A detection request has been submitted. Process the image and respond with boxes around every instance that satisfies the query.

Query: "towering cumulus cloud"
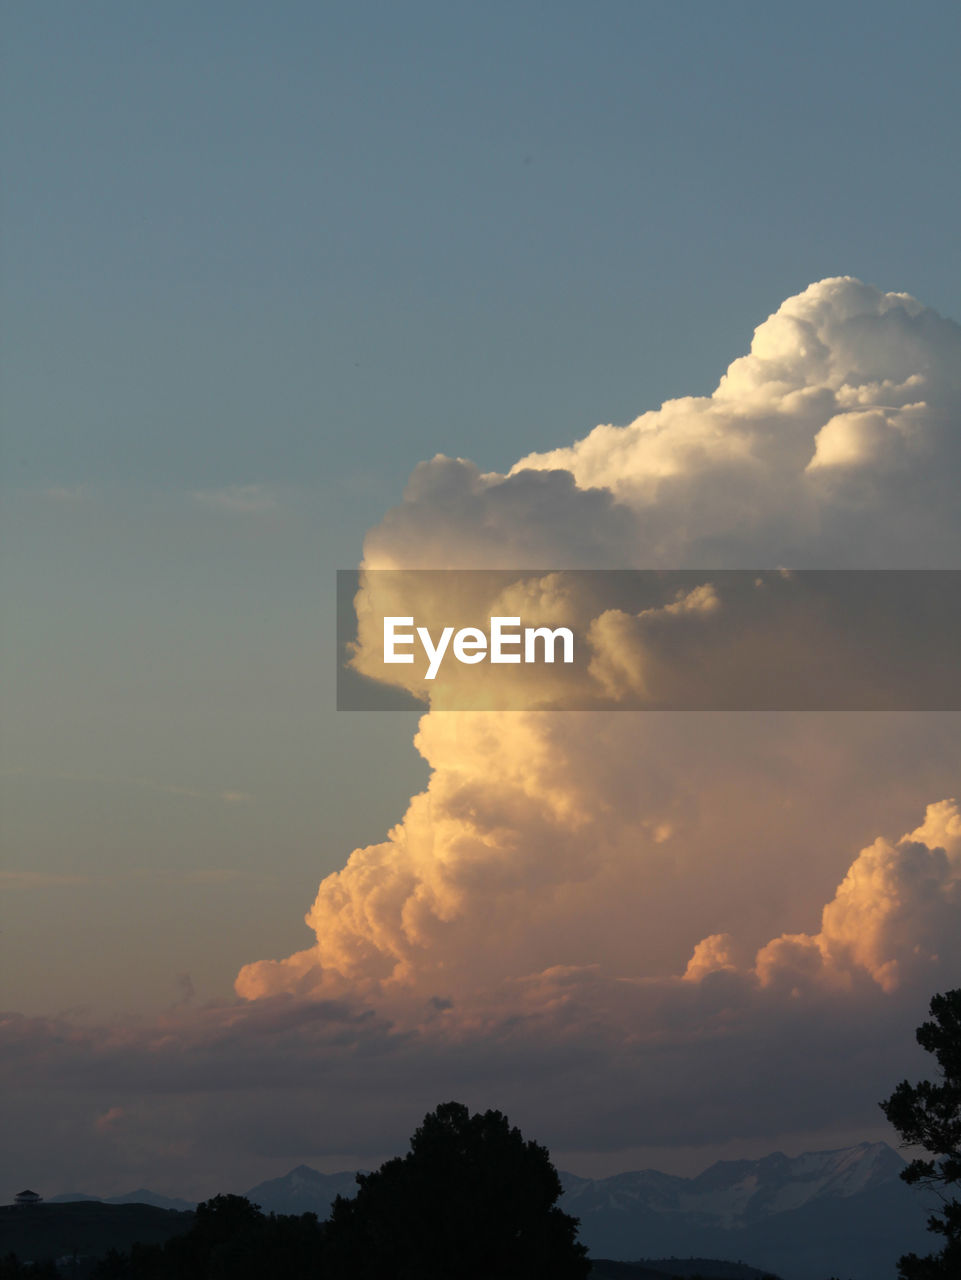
[238,280,960,1094]
[358,277,961,573]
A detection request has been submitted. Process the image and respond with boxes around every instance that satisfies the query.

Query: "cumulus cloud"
[243,278,960,1020]
[514,277,961,567]
[237,709,960,1010]
[586,583,719,702]
[361,278,961,571]
[8,279,957,1191]
[698,798,961,995]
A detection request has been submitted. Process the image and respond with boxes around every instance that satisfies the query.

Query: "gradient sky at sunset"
[2,2,960,1197]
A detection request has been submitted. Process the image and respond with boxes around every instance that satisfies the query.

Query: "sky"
[1,1,960,1198]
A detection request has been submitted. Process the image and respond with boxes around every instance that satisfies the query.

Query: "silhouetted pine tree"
[881,989,961,1279]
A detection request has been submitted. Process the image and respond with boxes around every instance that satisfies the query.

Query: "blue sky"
[2,0,960,1014]
[5,0,961,501]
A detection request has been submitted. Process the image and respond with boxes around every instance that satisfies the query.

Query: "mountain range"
[45,1140,938,1280]
[49,1188,195,1212]
[559,1141,935,1279]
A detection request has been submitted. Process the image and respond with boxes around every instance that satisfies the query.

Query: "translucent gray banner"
[337,570,961,711]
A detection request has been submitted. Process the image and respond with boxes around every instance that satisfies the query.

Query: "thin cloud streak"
[191,484,278,514]
[1,768,252,805]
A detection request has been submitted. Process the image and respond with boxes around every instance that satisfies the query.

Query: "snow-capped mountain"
[243,1164,362,1217]
[558,1142,934,1280]
[561,1141,904,1229]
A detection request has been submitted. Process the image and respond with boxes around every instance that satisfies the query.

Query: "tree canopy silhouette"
[324,1099,590,1279]
[90,1194,327,1279]
[881,988,961,1279]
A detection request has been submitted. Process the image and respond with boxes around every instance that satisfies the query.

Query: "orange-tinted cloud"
[241,281,960,1051]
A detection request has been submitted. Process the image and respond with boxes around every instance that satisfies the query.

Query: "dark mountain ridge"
[0,1201,191,1264]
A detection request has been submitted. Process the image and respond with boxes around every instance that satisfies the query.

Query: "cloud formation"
[241,279,960,1023]
[6,279,957,1192]
[704,798,961,994]
[360,279,960,572]
[3,800,957,1191]
[513,277,961,568]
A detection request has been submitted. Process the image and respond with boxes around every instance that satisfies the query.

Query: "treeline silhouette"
[89,1196,323,1280]
[0,1256,58,1279]
[87,1101,590,1279]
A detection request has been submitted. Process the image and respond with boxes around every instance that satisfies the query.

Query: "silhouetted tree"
[324,1099,590,1279]
[86,1250,125,1279]
[89,1195,327,1279]
[881,988,961,1278]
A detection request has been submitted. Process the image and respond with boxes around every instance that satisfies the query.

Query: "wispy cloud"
[0,867,255,892]
[0,870,92,891]
[191,484,277,513]
[1,769,252,806]
[42,485,91,504]
[141,868,255,886]
[220,791,253,805]
[95,1106,125,1132]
